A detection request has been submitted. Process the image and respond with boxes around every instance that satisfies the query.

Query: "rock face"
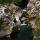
[0,4,15,37]
[27,0,40,40]
[0,4,23,38]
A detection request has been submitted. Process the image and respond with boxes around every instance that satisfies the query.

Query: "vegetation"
[0,0,13,4]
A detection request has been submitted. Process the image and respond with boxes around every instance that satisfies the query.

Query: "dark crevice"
[14,0,29,9]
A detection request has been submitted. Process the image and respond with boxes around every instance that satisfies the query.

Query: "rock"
[27,0,40,40]
[0,4,15,37]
